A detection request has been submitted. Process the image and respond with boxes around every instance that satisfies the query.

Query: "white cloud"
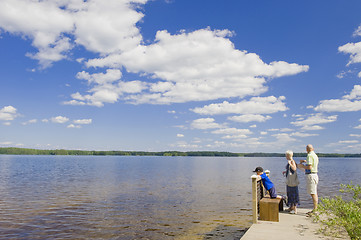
[290,132,318,138]
[73,119,92,125]
[272,133,297,143]
[0,0,74,68]
[191,118,224,130]
[316,24,361,113]
[0,1,308,107]
[279,128,293,132]
[336,70,354,79]
[339,41,361,66]
[260,131,268,135]
[67,124,81,129]
[221,134,248,140]
[343,85,361,100]
[76,69,122,85]
[315,85,361,112]
[65,69,147,107]
[211,127,252,140]
[211,127,252,135]
[315,98,361,112]
[353,25,361,37]
[0,106,18,121]
[0,0,146,68]
[301,125,324,131]
[51,116,69,124]
[192,96,288,115]
[228,114,271,123]
[87,28,308,105]
[177,134,184,138]
[171,141,199,149]
[291,113,337,127]
[354,124,361,129]
[22,119,37,125]
[339,140,358,144]
[350,134,361,137]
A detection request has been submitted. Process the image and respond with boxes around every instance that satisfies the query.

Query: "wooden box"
[259,197,283,222]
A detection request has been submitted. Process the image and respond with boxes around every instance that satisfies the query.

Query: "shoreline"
[1,147,361,158]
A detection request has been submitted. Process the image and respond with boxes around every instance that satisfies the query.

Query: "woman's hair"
[285,150,293,157]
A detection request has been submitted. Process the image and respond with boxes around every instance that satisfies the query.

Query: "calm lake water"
[0,155,360,239]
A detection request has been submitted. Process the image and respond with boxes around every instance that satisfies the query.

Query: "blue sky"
[1,0,361,153]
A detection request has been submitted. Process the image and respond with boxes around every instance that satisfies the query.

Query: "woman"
[283,150,300,214]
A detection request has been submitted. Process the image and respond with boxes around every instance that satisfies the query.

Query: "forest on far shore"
[1,147,361,158]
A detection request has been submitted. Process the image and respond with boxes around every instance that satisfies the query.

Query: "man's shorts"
[306,174,318,195]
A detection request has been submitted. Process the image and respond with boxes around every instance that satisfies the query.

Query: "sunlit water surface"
[0,155,360,239]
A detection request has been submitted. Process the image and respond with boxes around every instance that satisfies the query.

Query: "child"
[253,166,284,200]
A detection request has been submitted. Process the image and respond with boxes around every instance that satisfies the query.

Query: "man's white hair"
[285,150,293,156]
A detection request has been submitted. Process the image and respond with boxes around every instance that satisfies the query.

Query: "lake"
[0,155,360,239]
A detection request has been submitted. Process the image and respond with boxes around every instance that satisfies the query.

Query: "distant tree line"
[0,147,360,157]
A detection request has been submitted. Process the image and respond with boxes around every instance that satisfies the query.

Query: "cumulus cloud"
[315,85,361,112]
[0,106,18,121]
[22,119,37,125]
[0,0,146,68]
[76,69,122,85]
[51,116,69,124]
[290,132,318,137]
[192,96,288,115]
[0,1,309,108]
[212,127,252,139]
[339,140,358,144]
[272,133,297,143]
[228,114,272,123]
[339,41,361,66]
[350,134,361,137]
[0,0,74,68]
[73,119,92,125]
[301,125,324,131]
[87,29,308,104]
[211,127,252,135]
[266,128,293,132]
[291,113,337,128]
[67,124,81,129]
[177,134,184,138]
[64,69,146,107]
[191,118,224,129]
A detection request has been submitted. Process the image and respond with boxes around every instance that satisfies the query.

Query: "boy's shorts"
[268,186,277,198]
[306,174,318,195]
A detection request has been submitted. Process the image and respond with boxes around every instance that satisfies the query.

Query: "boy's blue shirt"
[260,172,274,190]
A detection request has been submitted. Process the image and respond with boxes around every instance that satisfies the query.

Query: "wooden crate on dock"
[259,196,283,222]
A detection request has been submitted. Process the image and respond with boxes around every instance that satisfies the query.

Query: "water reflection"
[0,155,359,239]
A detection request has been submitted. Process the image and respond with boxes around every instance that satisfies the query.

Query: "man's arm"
[298,160,312,170]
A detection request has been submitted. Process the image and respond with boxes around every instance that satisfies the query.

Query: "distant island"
[0,147,361,158]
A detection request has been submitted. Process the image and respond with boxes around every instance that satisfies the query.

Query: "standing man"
[298,144,319,215]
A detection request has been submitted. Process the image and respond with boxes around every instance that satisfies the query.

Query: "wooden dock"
[241,208,349,240]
